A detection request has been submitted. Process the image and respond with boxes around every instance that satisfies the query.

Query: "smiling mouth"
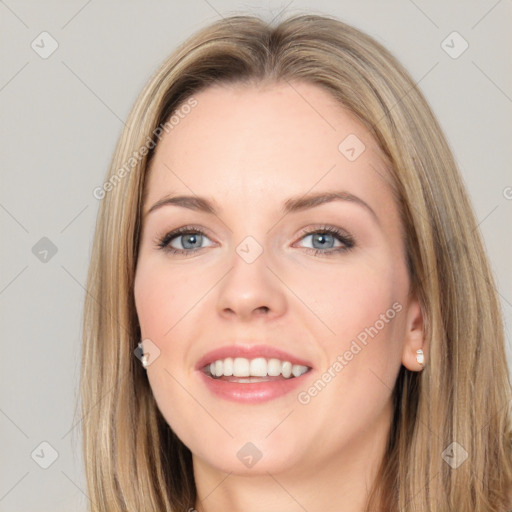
[203,356,311,382]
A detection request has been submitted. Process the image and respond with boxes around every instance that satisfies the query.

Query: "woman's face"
[134,81,422,477]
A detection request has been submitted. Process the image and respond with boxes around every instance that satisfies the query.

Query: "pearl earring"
[416,349,425,370]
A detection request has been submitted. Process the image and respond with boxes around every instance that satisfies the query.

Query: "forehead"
[144,81,393,213]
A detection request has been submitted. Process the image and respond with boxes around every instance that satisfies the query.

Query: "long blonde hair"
[80,13,512,511]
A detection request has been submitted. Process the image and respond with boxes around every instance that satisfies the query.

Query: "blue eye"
[156,224,355,257]
[156,226,214,256]
[295,226,355,256]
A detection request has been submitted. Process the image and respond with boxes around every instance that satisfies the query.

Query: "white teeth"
[233,357,250,377]
[249,357,267,377]
[223,357,233,376]
[281,361,292,379]
[267,358,282,376]
[206,356,310,379]
[292,364,305,378]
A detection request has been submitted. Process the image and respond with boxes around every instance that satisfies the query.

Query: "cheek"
[298,266,406,411]
[295,256,408,391]
[134,260,192,338]
[135,284,168,339]
[296,258,402,340]
[337,272,397,336]
[134,260,204,436]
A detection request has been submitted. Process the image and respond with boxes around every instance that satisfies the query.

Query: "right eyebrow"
[144,194,217,218]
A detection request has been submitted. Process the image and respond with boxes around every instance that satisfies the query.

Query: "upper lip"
[195,344,313,371]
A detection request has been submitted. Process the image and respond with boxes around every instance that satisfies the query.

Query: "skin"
[134,81,426,512]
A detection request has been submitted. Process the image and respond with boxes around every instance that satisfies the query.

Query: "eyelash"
[155,224,355,258]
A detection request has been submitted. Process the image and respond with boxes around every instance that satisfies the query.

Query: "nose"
[215,248,287,322]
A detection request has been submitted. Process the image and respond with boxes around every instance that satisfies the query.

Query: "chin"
[194,443,300,476]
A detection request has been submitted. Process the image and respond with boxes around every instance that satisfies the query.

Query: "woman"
[81,13,512,511]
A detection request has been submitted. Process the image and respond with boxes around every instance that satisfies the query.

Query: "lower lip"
[197,370,311,403]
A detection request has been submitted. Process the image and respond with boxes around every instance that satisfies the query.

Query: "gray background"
[1,1,511,510]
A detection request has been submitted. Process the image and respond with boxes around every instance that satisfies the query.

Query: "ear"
[401,294,427,372]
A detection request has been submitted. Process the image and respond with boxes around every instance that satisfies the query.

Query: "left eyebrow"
[281,190,379,224]
[144,190,379,224]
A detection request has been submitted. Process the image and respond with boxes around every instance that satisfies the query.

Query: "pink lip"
[194,344,314,404]
[195,344,313,371]
[197,370,311,403]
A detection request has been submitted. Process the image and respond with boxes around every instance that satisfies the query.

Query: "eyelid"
[295,224,353,241]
